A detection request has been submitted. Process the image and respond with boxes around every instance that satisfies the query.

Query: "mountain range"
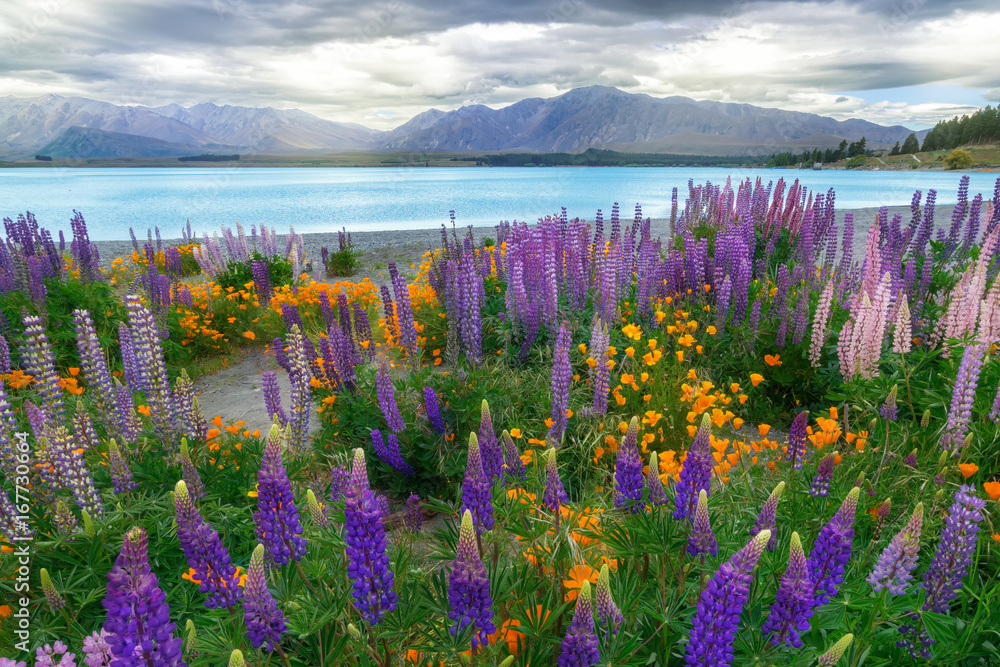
[0,87,927,161]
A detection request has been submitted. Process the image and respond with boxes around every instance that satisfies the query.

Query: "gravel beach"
[92,204,959,287]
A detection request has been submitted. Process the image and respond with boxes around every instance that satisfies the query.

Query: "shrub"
[944,148,974,170]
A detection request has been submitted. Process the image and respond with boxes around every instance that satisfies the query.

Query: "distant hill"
[36,126,238,159]
[2,87,930,160]
[381,86,926,153]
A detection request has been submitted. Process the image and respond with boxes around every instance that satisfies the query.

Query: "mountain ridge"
[1,87,929,160]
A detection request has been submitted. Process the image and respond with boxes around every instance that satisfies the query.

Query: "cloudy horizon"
[2,0,998,131]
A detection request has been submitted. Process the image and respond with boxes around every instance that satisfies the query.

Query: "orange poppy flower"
[959,463,979,479]
[750,373,764,387]
[985,481,1000,501]
[764,354,782,366]
[563,563,598,601]
[242,331,256,340]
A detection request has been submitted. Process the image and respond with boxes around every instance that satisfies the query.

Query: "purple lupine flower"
[328,465,349,503]
[500,430,526,483]
[477,399,503,480]
[547,320,573,442]
[375,361,405,433]
[809,453,836,498]
[880,385,899,422]
[114,381,142,446]
[71,310,114,418]
[82,629,113,667]
[174,480,242,609]
[423,386,447,434]
[261,370,288,426]
[107,439,137,494]
[684,530,772,667]
[543,447,569,513]
[989,383,1000,423]
[124,296,175,436]
[405,493,423,533]
[48,425,104,518]
[868,503,924,595]
[807,487,861,606]
[687,490,718,557]
[588,318,612,415]
[461,432,494,533]
[272,337,291,374]
[647,451,668,507]
[374,493,391,520]
[102,526,187,667]
[284,325,312,453]
[922,485,987,612]
[253,427,308,566]
[19,314,65,424]
[595,564,624,631]
[243,543,288,651]
[379,285,398,344]
[558,579,599,667]
[940,344,985,454]
[343,448,398,625]
[179,439,204,503]
[389,262,421,358]
[786,410,809,469]
[0,333,9,374]
[753,482,785,551]
[447,510,496,648]
[118,321,143,391]
[370,429,414,477]
[27,255,47,306]
[613,416,644,512]
[251,259,273,306]
[762,532,813,648]
[172,370,207,442]
[33,641,76,667]
[673,413,713,521]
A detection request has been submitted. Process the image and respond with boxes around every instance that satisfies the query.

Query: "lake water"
[1,167,997,241]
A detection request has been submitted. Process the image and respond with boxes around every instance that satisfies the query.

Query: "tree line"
[920,106,1000,152]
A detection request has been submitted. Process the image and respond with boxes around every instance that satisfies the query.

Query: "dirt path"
[192,346,322,437]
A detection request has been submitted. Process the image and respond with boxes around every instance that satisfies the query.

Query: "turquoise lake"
[1,167,997,240]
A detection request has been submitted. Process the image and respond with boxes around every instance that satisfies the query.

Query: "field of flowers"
[1,174,999,667]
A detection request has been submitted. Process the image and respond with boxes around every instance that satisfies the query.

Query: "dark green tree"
[901,133,920,154]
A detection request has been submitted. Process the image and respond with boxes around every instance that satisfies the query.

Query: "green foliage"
[0,276,126,369]
[922,105,1000,151]
[324,246,364,277]
[215,252,293,292]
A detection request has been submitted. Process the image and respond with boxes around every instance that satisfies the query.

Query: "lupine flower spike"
[922,485,986,612]
[102,526,186,667]
[306,489,330,529]
[685,530,771,667]
[40,568,65,612]
[688,490,718,557]
[754,481,785,551]
[614,416,644,511]
[543,447,569,513]
[674,412,713,521]
[647,451,668,506]
[595,563,624,631]
[253,426,307,565]
[174,480,243,610]
[817,634,854,666]
[500,429,526,482]
[448,510,496,648]
[559,580,599,667]
[343,449,398,625]
[462,432,495,533]
[807,487,861,606]
[867,503,924,595]
[762,532,813,648]
[478,399,503,480]
[243,543,288,652]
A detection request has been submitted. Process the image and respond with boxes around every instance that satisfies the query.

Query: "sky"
[2,0,998,131]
